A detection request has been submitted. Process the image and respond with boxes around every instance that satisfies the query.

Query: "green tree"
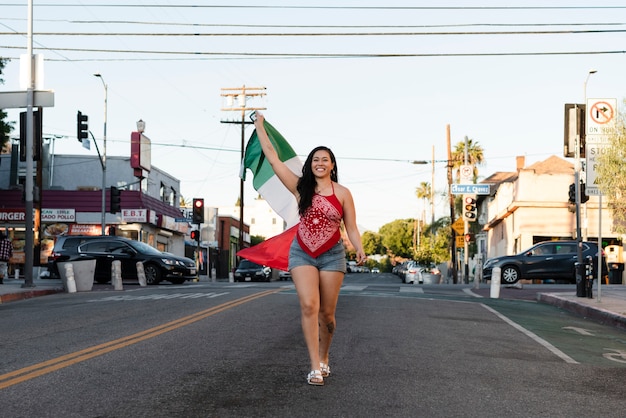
[597,99,626,233]
[362,230,383,255]
[379,219,415,259]
[250,235,265,246]
[413,217,451,265]
[0,58,14,152]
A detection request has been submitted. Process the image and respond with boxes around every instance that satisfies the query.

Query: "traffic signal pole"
[463,136,469,284]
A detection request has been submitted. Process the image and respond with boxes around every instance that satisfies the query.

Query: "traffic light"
[192,198,204,224]
[77,111,89,142]
[463,194,477,222]
[580,182,589,203]
[568,183,576,204]
[110,186,121,213]
[190,230,200,242]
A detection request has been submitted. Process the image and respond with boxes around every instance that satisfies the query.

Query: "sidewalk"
[536,285,626,331]
[0,277,65,304]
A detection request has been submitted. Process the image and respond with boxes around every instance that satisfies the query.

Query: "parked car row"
[482,240,608,285]
[392,261,440,284]
[47,235,197,285]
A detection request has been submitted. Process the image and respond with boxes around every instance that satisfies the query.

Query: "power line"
[3,16,626,29]
[3,28,626,36]
[2,45,624,60]
[2,4,626,10]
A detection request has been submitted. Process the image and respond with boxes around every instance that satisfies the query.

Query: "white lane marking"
[562,326,595,336]
[480,303,579,364]
[400,287,424,293]
[88,292,229,302]
[341,285,368,291]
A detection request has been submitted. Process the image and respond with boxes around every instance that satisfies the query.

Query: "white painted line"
[400,287,424,293]
[480,303,579,364]
[341,285,368,291]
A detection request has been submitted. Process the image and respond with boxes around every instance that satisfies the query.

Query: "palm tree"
[415,182,432,250]
[451,137,485,183]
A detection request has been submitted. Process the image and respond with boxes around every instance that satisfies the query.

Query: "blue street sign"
[175,217,190,223]
[451,184,490,195]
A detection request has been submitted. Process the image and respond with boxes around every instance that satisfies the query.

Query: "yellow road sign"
[456,236,466,247]
[452,218,465,235]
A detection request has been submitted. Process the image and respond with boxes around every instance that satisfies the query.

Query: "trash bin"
[57,259,96,292]
[609,263,624,285]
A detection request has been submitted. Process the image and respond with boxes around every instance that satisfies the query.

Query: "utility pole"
[447,124,457,284]
[463,136,469,284]
[220,86,266,257]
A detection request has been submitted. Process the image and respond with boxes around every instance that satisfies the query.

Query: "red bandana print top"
[297,185,343,258]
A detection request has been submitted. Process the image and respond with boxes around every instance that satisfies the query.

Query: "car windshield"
[128,240,164,256]
[239,260,262,269]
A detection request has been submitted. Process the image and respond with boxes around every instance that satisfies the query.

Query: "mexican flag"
[238,118,302,271]
[240,118,302,228]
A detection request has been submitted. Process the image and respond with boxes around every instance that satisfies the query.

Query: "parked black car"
[47,235,196,285]
[482,240,608,284]
[234,259,271,282]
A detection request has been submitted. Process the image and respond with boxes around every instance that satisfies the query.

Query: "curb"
[537,292,626,332]
[0,288,65,304]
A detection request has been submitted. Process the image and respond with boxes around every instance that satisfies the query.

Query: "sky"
[1,1,626,232]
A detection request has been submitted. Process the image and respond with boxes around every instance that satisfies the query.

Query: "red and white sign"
[122,209,149,223]
[586,98,617,140]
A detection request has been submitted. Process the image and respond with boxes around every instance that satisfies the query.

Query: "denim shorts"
[288,236,347,273]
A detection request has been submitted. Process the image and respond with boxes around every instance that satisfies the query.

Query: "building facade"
[481,155,620,260]
[0,145,189,271]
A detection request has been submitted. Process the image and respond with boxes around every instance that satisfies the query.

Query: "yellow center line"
[0,288,281,389]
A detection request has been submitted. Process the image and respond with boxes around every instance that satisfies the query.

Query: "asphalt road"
[1,273,626,417]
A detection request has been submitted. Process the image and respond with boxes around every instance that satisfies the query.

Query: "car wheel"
[501,266,520,284]
[144,263,162,285]
[95,277,109,284]
[169,278,185,285]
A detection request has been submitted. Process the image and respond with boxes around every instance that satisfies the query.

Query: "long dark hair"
[297,146,338,215]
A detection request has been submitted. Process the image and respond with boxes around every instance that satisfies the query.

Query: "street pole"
[22,0,35,287]
[220,86,266,258]
[446,125,457,284]
[94,74,107,235]
[463,136,469,284]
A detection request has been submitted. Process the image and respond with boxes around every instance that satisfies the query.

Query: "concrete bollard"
[111,260,123,290]
[136,262,147,287]
[228,272,234,283]
[211,268,216,283]
[64,263,77,293]
[490,266,501,298]
[14,269,20,280]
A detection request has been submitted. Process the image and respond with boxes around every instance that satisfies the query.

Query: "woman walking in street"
[253,112,366,386]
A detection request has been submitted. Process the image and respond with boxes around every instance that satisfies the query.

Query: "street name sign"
[451,184,490,195]
[0,90,55,108]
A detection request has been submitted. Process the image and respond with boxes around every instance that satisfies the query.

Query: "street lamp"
[94,73,108,235]
[581,69,596,242]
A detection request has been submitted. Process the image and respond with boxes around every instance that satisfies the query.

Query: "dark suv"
[482,240,608,284]
[47,236,196,285]
[234,259,272,282]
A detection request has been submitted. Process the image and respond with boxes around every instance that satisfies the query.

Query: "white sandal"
[307,369,324,386]
[320,362,331,378]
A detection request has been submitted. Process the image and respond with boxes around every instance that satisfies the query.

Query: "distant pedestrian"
[0,231,13,284]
